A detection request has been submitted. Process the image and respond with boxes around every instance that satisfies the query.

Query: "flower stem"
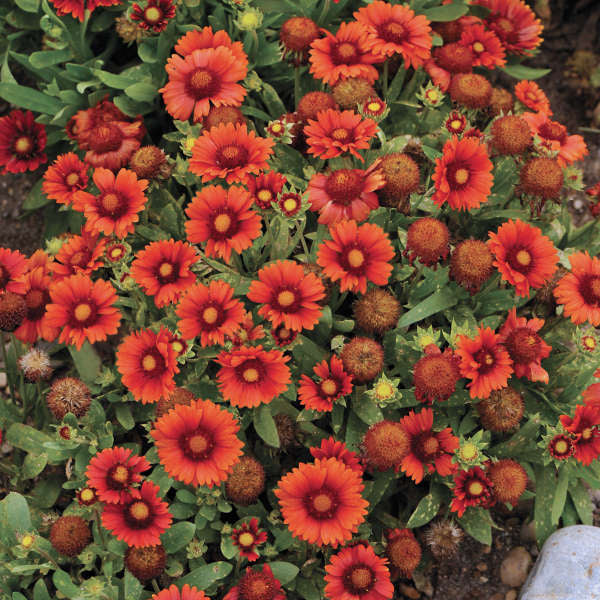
[152,579,161,594]
[0,331,16,406]
[294,66,301,110]
[317,0,331,25]
[382,59,389,98]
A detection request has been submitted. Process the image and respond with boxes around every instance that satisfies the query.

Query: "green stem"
[382,59,389,98]
[294,66,301,110]
[317,0,331,25]
[152,579,161,594]
[33,546,61,570]
[94,507,107,548]
[298,220,311,259]
[0,332,16,406]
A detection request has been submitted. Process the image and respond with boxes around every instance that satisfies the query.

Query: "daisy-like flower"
[459,24,505,68]
[231,518,267,562]
[152,584,209,600]
[498,307,551,383]
[42,153,88,206]
[151,398,243,487]
[304,109,377,161]
[85,447,150,504]
[325,542,394,600]
[474,0,543,55]
[101,480,172,547]
[554,252,600,326]
[189,123,274,184]
[176,280,245,346]
[174,26,248,68]
[309,21,381,86]
[307,163,385,225]
[229,311,265,347]
[432,135,493,211]
[488,219,558,298]
[450,466,495,517]
[317,220,394,294]
[354,0,432,68]
[131,0,176,33]
[216,345,291,408]
[548,433,575,461]
[523,112,588,167]
[298,356,353,412]
[185,184,262,264]
[456,326,514,399]
[130,240,198,308]
[0,248,27,294]
[399,407,459,483]
[49,0,121,21]
[116,327,179,404]
[73,168,148,239]
[45,274,121,350]
[160,47,247,122]
[310,437,364,474]
[514,80,552,115]
[275,457,368,548]
[560,403,600,466]
[0,109,46,174]
[53,230,107,280]
[82,120,145,171]
[247,260,325,332]
[246,171,287,209]
[223,564,285,600]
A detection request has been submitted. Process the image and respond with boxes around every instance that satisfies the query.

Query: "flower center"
[539,120,567,143]
[217,145,248,169]
[142,354,157,371]
[188,433,209,454]
[312,493,333,513]
[496,17,514,34]
[325,169,363,201]
[203,306,219,324]
[554,439,568,454]
[243,368,259,383]
[159,262,173,278]
[277,290,295,307]
[347,248,365,268]
[71,251,86,266]
[472,41,485,53]
[14,136,32,155]
[579,275,600,306]
[74,303,92,322]
[468,480,484,496]
[320,378,338,396]
[350,566,373,591]
[238,532,255,547]
[66,172,80,186]
[331,127,350,142]
[129,501,150,521]
[214,213,232,233]
[454,168,469,185]
[515,249,531,267]
[461,443,478,460]
[582,427,593,440]
[189,69,216,97]
[25,290,44,310]
[110,247,124,260]
[375,382,394,399]
[91,124,122,153]
[451,119,463,130]
[101,193,120,214]
[422,436,440,455]
[282,196,299,213]
[80,488,95,502]
[144,5,162,23]
[257,189,272,203]
[334,42,358,63]
[112,465,129,484]
[583,336,596,350]
[367,101,383,112]
[172,340,185,354]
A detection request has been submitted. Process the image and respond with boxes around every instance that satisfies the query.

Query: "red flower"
[151,398,243,487]
[310,437,364,474]
[116,327,179,404]
[231,518,267,562]
[73,168,148,238]
[42,153,88,206]
[317,220,394,293]
[185,184,262,264]
[498,308,551,383]
[488,219,558,298]
[309,21,381,86]
[174,26,248,69]
[0,248,27,295]
[307,163,385,225]
[432,135,493,211]
[459,24,505,68]
[246,171,287,209]
[223,564,285,600]
[85,447,150,504]
[176,280,245,346]
[456,326,513,399]
[152,585,209,600]
[560,403,600,466]
[83,120,144,171]
[0,109,46,174]
[216,345,291,408]
[49,0,121,21]
[325,542,394,600]
[399,407,458,483]
[131,0,176,33]
[101,481,172,547]
[53,230,107,281]
[45,274,121,350]
[548,434,575,461]
[229,311,265,347]
[298,356,353,412]
[514,80,552,115]
[247,260,325,332]
[130,240,198,308]
[354,0,432,68]
[450,466,495,517]
[189,123,274,184]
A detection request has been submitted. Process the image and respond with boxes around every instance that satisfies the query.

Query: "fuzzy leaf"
[397,289,458,329]
[69,341,102,385]
[0,82,63,114]
[406,486,442,528]
[534,464,557,546]
[253,404,280,448]
[551,465,569,525]
[569,478,594,526]
[179,562,233,589]
[269,562,299,585]
[161,521,196,553]
[458,507,492,545]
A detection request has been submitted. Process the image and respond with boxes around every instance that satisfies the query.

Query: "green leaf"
[15,0,40,12]
[551,466,569,525]
[534,464,557,546]
[253,404,280,448]
[124,570,143,600]
[161,204,181,237]
[260,82,286,117]
[23,178,50,210]
[161,521,196,553]
[0,82,63,114]
[125,82,158,103]
[569,478,594,526]
[500,64,551,80]
[94,69,138,89]
[179,562,233,589]
[458,507,492,545]
[397,289,458,329]
[33,579,52,600]
[0,493,32,546]
[406,487,442,528]
[115,404,135,431]
[295,578,321,600]
[352,392,383,425]
[422,4,469,21]
[52,570,79,597]
[22,452,48,479]
[29,49,72,68]
[269,561,300,585]
[6,423,52,455]
[490,417,540,459]
[69,341,102,385]
[366,471,396,507]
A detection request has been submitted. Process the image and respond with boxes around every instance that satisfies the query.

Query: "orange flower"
[176,280,245,346]
[0,248,27,295]
[298,356,353,412]
[488,219,558,297]
[160,47,247,122]
[305,109,377,161]
[275,457,368,548]
[174,26,248,69]
[432,135,493,211]
[45,274,121,350]
[152,585,209,600]
[216,345,291,408]
[450,466,495,517]
[554,251,600,326]
[189,123,274,184]
[0,109,46,174]
[185,184,262,263]
[309,21,381,86]
[522,112,588,167]
[325,542,394,600]
[399,407,458,483]
[317,220,394,293]
[73,168,148,238]
[53,230,107,281]
[224,564,285,600]
[498,307,551,383]
[246,171,287,209]
[82,120,144,172]
[560,403,600,466]
[456,326,513,399]
[231,518,267,562]
[354,0,432,67]
[459,24,505,68]
[42,152,88,206]
[101,480,172,547]
[310,437,364,474]
[130,240,198,308]
[514,80,552,115]
[229,311,265,347]
[151,398,243,487]
[247,260,325,332]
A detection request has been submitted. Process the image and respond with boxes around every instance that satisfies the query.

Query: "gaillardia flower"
[231,518,267,562]
[450,466,494,517]
[298,355,353,412]
[0,109,46,174]
[42,152,88,206]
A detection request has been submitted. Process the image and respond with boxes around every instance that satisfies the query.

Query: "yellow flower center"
[451,119,463,130]
[80,488,95,502]
[74,303,92,322]
[454,168,470,185]
[172,340,184,353]
[277,290,295,307]
[468,481,484,496]
[583,336,596,350]
[66,172,80,186]
[483,353,494,366]
[142,354,157,371]
[460,443,478,461]
[582,427,593,440]
[331,128,350,141]
[110,247,124,259]
[283,197,298,213]
[367,101,382,112]
[243,368,259,383]
[427,89,440,102]
[320,378,337,396]
[473,41,485,53]
[203,306,219,324]
[214,213,231,233]
[159,262,173,278]
[112,465,129,483]
[129,501,150,521]
[515,249,531,267]
[21,534,34,548]
[312,493,332,513]
[144,6,161,23]
[347,249,365,268]
[101,193,120,213]
[554,439,568,454]
[238,532,255,547]
[375,382,394,399]
[14,136,32,154]
[270,123,283,133]
[257,189,272,203]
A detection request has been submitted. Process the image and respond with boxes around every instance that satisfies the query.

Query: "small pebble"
[505,590,518,600]
[490,594,503,600]
[500,546,532,587]
[476,562,488,572]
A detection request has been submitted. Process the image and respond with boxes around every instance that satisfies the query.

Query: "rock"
[476,562,487,571]
[500,546,532,587]
[490,594,503,600]
[520,525,600,599]
[0,372,6,388]
[398,583,420,599]
[505,590,517,600]
[520,520,536,544]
